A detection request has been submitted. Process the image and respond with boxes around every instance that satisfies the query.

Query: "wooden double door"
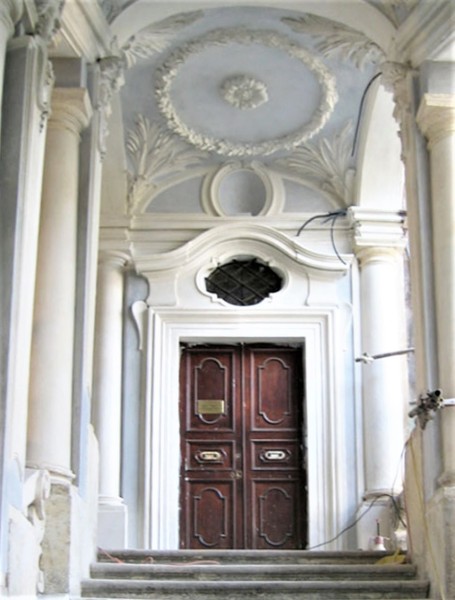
[179,344,307,550]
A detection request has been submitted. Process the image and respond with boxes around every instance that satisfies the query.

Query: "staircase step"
[90,562,418,582]
[97,549,394,565]
[81,577,430,599]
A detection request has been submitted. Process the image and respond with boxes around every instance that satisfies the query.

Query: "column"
[27,88,92,479]
[417,93,455,485]
[92,251,128,547]
[0,0,22,137]
[350,209,408,549]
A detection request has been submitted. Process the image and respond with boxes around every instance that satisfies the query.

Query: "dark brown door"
[179,344,306,549]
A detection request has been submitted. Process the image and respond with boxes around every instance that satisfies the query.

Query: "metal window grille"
[205,259,282,306]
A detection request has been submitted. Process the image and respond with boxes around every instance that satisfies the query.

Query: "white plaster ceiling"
[120,6,377,152]
[99,2,420,215]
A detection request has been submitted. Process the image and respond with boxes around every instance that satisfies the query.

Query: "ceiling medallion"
[220,75,269,110]
[155,28,338,157]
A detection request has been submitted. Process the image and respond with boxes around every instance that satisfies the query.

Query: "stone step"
[97,549,395,565]
[90,562,418,582]
[81,578,430,599]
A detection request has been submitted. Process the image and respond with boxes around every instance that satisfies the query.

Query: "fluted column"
[417,93,455,485]
[0,0,23,137]
[27,88,92,480]
[92,251,128,547]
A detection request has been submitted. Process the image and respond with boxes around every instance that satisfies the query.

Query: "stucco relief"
[282,14,385,69]
[121,11,204,68]
[273,121,354,207]
[126,114,209,213]
[220,75,269,110]
[155,28,338,157]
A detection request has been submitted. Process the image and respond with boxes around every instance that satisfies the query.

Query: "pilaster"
[0,0,24,138]
[417,92,455,487]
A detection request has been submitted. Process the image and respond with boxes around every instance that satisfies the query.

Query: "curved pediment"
[132,222,352,278]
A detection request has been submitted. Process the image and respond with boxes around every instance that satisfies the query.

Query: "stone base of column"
[426,484,455,599]
[40,481,92,596]
[356,494,406,552]
[97,499,128,548]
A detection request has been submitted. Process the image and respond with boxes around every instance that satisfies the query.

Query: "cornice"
[132,223,351,277]
[416,93,455,149]
[349,207,407,251]
[48,87,93,134]
[51,0,112,61]
[395,0,455,66]
[0,0,23,34]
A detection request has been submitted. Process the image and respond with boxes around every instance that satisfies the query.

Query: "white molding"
[155,28,338,157]
[142,307,347,550]
[52,0,112,61]
[201,162,284,217]
[132,223,352,281]
[395,0,455,66]
[348,207,407,250]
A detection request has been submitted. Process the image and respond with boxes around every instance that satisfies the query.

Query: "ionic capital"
[417,93,455,149]
[48,87,92,135]
[0,0,23,35]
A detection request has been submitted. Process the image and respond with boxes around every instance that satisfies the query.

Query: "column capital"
[417,93,455,149]
[35,0,65,42]
[0,0,23,34]
[48,87,93,135]
[348,207,407,254]
[98,250,130,269]
[355,245,404,268]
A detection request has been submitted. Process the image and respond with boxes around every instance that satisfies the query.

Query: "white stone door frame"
[139,306,350,551]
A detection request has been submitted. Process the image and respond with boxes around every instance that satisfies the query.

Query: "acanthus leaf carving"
[126,114,210,213]
[34,0,65,42]
[273,121,354,207]
[121,11,204,68]
[281,14,385,70]
[379,61,414,161]
[96,54,125,158]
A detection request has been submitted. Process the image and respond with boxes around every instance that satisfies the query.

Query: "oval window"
[205,258,282,306]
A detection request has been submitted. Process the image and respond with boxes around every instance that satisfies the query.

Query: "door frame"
[139,306,351,551]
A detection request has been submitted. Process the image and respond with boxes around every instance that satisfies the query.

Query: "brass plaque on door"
[197,400,225,414]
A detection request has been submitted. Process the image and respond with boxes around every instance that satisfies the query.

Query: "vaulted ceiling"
[77,0,450,218]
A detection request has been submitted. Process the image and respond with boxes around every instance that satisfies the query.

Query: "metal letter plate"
[197,399,225,414]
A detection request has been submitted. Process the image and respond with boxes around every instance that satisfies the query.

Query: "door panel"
[180,344,306,549]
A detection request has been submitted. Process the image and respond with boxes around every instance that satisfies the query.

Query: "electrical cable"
[297,209,348,265]
[351,71,383,157]
[408,435,446,600]
[306,494,400,551]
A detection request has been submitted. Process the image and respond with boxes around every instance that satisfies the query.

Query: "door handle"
[198,451,222,462]
[261,449,288,462]
[230,470,243,480]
